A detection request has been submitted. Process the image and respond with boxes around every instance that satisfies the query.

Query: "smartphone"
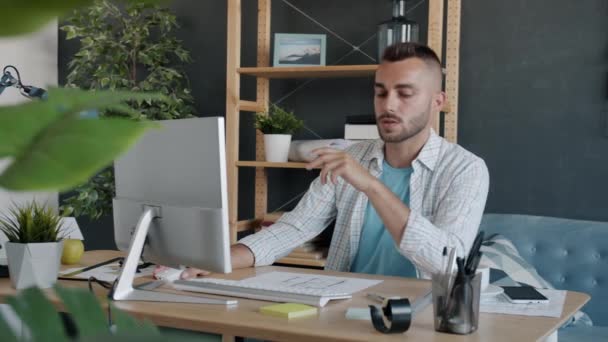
[501,286,549,304]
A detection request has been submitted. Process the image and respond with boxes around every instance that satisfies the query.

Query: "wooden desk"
[0,250,590,341]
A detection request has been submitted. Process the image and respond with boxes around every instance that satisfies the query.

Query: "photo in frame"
[273,33,326,67]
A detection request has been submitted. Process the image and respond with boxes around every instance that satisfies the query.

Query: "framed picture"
[273,33,326,67]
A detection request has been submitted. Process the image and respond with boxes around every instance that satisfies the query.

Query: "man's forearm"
[231,243,255,269]
[364,178,411,243]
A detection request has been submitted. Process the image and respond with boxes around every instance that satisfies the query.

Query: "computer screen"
[113,117,231,273]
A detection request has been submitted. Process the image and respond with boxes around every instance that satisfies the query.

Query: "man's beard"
[376,110,429,143]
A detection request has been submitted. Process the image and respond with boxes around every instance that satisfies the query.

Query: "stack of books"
[287,236,327,260]
[344,114,379,140]
[261,212,328,261]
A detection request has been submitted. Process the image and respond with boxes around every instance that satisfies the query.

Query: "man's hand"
[180,267,211,279]
[153,265,210,280]
[152,244,255,281]
[306,147,377,193]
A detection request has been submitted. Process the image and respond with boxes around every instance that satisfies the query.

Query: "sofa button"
[560,276,566,283]
[530,247,536,253]
[592,279,598,286]
[594,253,601,260]
[563,250,568,257]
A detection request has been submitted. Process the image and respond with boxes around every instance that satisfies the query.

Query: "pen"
[465,231,484,272]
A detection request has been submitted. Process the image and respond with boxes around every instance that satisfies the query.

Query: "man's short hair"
[381,42,442,71]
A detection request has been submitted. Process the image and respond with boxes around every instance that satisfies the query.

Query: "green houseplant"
[254,104,304,162]
[60,0,196,219]
[0,201,66,289]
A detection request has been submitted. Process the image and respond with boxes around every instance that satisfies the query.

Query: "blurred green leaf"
[54,286,108,338]
[0,87,163,191]
[0,0,168,37]
[7,287,68,342]
[0,117,157,191]
[111,303,160,336]
[0,307,18,342]
[0,1,93,36]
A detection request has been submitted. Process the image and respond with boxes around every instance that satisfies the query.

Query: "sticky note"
[259,303,318,319]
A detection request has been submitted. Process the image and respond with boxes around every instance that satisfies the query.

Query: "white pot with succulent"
[254,104,304,162]
[0,201,65,289]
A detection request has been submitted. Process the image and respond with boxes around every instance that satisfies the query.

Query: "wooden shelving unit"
[225,0,462,266]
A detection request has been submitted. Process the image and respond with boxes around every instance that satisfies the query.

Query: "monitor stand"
[109,206,235,305]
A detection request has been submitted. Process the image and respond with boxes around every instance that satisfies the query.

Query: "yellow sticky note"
[259,303,318,319]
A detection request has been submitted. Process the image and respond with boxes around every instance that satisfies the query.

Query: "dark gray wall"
[58,0,608,249]
[459,0,608,221]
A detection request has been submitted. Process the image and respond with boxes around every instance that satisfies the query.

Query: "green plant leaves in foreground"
[0,1,94,36]
[0,87,162,191]
[0,286,163,340]
[0,0,165,36]
[54,286,108,337]
[6,287,68,342]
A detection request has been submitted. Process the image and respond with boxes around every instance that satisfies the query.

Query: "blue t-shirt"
[350,160,417,278]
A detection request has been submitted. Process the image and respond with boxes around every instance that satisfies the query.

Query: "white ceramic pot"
[5,241,64,289]
[264,134,292,162]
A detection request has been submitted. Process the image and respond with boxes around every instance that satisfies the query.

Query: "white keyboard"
[173,277,352,307]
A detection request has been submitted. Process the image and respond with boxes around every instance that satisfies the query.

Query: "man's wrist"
[231,243,255,269]
[363,177,383,196]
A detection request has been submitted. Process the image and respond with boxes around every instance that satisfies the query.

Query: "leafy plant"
[0,201,65,243]
[254,104,304,135]
[0,87,162,191]
[61,0,195,120]
[60,168,114,219]
[60,0,196,219]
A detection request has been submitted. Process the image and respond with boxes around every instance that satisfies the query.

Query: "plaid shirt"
[239,130,489,279]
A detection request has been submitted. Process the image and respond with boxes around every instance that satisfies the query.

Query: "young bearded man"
[165,42,489,280]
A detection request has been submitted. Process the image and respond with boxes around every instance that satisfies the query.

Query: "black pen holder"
[432,272,481,335]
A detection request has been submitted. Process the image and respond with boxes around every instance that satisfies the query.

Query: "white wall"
[0,21,58,332]
[0,20,58,212]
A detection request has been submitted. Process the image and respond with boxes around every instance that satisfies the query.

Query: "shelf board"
[236,161,316,169]
[276,257,326,268]
[236,219,260,232]
[238,65,378,79]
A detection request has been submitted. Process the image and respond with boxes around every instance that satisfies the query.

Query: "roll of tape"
[369,298,412,334]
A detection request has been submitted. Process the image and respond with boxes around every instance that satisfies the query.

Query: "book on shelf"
[345,114,376,125]
[344,124,379,140]
[287,250,327,260]
[292,244,316,253]
[261,212,327,261]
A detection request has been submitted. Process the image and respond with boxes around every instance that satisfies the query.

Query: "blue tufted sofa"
[479,213,608,340]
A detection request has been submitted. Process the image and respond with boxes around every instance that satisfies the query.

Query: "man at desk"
[172,42,489,280]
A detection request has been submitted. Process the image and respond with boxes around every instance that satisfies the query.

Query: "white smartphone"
[502,286,549,304]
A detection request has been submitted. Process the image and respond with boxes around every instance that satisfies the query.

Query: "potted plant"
[254,104,304,162]
[0,201,66,289]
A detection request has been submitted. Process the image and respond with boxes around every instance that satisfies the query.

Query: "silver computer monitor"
[113,117,231,285]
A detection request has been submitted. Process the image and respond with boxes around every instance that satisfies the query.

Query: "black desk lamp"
[0,65,98,118]
[0,65,48,100]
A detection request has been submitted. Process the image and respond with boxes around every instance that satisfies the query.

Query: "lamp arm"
[1,65,47,100]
